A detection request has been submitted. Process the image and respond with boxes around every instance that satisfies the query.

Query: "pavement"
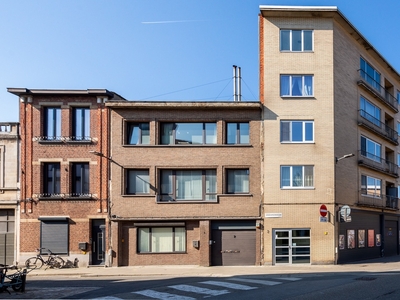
[24,255,400,278]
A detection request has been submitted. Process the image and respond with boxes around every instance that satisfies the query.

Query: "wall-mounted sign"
[265,213,282,218]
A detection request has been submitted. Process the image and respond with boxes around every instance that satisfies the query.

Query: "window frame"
[361,136,381,163]
[280,165,314,189]
[72,107,90,141]
[42,162,61,197]
[280,120,314,143]
[226,169,250,194]
[159,169,217,202]
[360,57,381,92]
[137,226,186,253]
[280,29,313,52]
[280,75,314,97]
[43,107,61,141]
[126,122,150,145]
[360,96,381,126]
[160,122,217,145]
[361,175,381,198]
[71,162,90,197]
[226,122,250,145]
[125,169,150,195]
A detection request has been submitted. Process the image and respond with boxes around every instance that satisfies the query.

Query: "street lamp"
[335,153,355,163]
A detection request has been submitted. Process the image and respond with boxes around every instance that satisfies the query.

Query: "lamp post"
[334,153,355,264]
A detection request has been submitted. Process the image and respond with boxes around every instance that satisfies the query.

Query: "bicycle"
[25,248,65,270]
[0,264,27,293]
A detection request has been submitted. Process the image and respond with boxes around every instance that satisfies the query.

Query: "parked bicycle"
[0,264,27,293]
[25,248,65,270]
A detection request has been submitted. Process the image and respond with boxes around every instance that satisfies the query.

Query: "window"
[360,57,381,91]
[397,90,400,104]
[280,29,313,52]
[361,175,381,197]
[227,122,249,144]
[226,169,249,194]
[280,120,314,143]
[360,96,381,126]
[126,169,150,194]
[71,163,89,197]
[361,136,381,162]
[280,75,313,97]
[126,122,150,145]
[44,107,61,140]
[138,227,185,253]
[160,170,216,201]
[281,166,314,188]
[161,123,216,145]
[398,122,400,136]
[72,107,90,140]
[43,163,61,196]
[40,218,68,254]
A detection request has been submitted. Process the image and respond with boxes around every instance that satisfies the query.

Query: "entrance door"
[0,210,14,265]
[274,229,310,264]
[384,221,398,256]
[91,219,105,265]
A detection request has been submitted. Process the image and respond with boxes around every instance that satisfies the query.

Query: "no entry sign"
[320,204,328,217]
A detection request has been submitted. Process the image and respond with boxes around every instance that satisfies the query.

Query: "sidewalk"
[25,255,400,278]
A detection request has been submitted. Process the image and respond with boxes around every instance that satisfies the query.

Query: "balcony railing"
[357,150,399,177]
[35,136,93,143]
[37,193,94,200]
[358,191,399,210]
[358,110,398,145]
[358,70,398,112]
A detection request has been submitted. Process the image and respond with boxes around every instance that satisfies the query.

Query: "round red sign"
[320,204,328,217]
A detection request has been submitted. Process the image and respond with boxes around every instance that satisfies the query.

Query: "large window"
[227,122,249,144]
[361,136,381,162]
[280,120,313,143]
[71,163,89,197]
[280,75,313,97]
[43,163,61,196]
[44,107,61,140]
[138,227,185,253]
[161,123,216,145]
[226,169,249,194]
[72,107,90,140]
[126,122,150,145]
[360,96,380,126]
[126,169,150,194]
[281,166,314,188]
[360,57,381,91]
[280,29,313,52]
[160,170,216,201]
[361,175,381,197]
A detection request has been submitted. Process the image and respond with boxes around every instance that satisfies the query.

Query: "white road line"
[273,277,302,281]
[168,284,230,296]
[228,277,282,286]
[200,280,257,290]
[133,289,196,300]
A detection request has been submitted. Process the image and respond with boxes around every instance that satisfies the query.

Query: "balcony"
[35,136,93,144]
[37,193,94,200]
[357,70,398,113]
[357,150,399,178]
[358,110,398,145]
[358,191,398,210]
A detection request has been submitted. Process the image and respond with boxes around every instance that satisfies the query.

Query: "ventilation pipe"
[233,65,242,102]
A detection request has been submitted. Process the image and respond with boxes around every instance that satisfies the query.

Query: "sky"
[1,0,399,122]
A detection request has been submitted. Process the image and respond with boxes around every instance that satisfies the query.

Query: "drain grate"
[355,277,377,281]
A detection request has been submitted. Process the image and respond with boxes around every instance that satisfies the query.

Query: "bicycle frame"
[0,265,27,293]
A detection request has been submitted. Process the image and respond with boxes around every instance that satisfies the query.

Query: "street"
[2,270,400,299]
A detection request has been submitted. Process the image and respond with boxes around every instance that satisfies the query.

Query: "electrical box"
[78,242,88,251]
[192,240,199,248]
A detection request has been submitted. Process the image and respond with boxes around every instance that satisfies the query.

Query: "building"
[7,88,124,266]
[107,100,263,266]
[259,5,400,264]
[0,122,20,265]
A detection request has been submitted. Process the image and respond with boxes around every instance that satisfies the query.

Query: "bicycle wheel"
[25,257,43,269]
[50,256,65,269]
[11,278,23,292]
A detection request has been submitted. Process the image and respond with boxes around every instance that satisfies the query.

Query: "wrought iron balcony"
[358,70,398,113]
[357,150,399,178]
[35,136,93,144]
[358,191,399,210]
[37,193,65,199]
[358,110,398,145]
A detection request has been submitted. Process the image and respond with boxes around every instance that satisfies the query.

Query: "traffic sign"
[320,204,328,217]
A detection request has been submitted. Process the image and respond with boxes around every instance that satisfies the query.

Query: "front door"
[91,219,105,265]
[273,229,310,264]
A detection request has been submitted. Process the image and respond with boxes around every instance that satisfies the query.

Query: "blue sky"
[1,0,399,122]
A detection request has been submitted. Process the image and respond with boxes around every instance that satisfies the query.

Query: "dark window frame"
[226,122,250,145]
[160,122,217,145]
[137,226,186,253]
[126,122,150,145]
[72,107,91,141]
[43,162,61,197]
[43,107,61,140]
[226,169,250,194]
[125,169,150,195]
[71,162,90,197]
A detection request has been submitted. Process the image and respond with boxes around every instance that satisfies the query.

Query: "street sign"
[340,205,351,222]
[320,216,328,222]
[320,204,328,217]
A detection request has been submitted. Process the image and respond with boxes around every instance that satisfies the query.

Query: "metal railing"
[358,191,399,210]
[357,150,399,177]
[358,70,398,112]
[35,136,93,143]
[358,110,398,144]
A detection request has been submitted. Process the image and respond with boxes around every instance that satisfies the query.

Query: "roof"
[7,88,126,100]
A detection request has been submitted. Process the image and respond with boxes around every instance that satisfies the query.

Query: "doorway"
[91,219,105,265]
[273,229,310,264]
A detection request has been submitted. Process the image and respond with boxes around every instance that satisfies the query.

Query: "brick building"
[259,6,400,264]
[106,101,263,266]
[7,88,124,266]
[0,122,20,265]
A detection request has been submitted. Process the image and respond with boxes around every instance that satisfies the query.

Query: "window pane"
[205,170,216,196]
[304,76,313,96]
[128,124,139,144]
[205,123,217,144]
[280,75,290,96]
[281,122,290,142]
[291,122,303,142]
[280,30,290,51]
[304,166,313,187]
[291,76,302,96]
[227,123,237,144]
[140,123,150,144]
[176,170,202,200]
[303,31,313,51]
[291,30,301,51]
[138,228,150,252]
[175,228,186,252]
[160,170,173,199]
[305,122,313,141]
[152,228,173,252]
[127,170,149,194]
[176,123,203,144]
[281,167,290,187]
[227,169,249,193]
[239,123,249,144]
[72,163,89,195]
[292,166,303,187]
[45,107,61,140]
[161,123,174,145]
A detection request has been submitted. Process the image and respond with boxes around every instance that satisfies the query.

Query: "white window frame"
[280,29,313,52]
[280,120,314,143]
[280,165,314,189]
[280,75,314,97]
[361,175,381,198]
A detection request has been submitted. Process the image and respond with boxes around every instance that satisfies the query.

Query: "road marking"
[228,277,282,286]
[200,280,257,290]
[273,277,302,281]
[168,284,230,296]
[91,297,123,300]
[133,289,196,299]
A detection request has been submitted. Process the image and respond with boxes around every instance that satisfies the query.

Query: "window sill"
[122,194,153,197]
[122,144,253,148]
[137,251,186,254]
[280,142,315,144]
[218,193,253,197]
[280,51,314,53]
[281,96,316,100]
[157,199,218,204]
[280,187,315,190]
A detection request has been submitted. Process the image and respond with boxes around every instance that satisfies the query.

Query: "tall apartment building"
[260,6,400,264]
[0,123,20,265]
[7,88,124,266]
[107,101,262,266]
